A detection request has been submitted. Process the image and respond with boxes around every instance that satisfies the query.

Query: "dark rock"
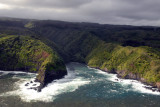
[109,68,117,74]
[36,69,67,91]
[37,84,44,92]
[34,79,38,82]
[32,84,37,86]
[115,79,119,81]
[152,86,157,88]
[144,86,152,90]
[143,86,159,92]
[27,87,38,91]
[25,83,29,86]
[152,88,158,92]
[33,88,37,91]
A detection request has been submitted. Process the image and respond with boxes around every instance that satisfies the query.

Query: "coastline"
[88,66,160,92]
[0,69,67,92]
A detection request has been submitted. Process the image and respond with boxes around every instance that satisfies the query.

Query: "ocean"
[0,62,160,107]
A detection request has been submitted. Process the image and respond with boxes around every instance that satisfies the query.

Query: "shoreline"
[88,66,160,93]
[0,69,67,92]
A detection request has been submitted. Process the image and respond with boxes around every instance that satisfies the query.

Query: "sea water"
[0,62,160,107]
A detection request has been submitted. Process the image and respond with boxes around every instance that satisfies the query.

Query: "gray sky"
[0,0,160,26]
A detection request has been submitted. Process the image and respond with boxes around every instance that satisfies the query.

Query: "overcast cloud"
[0,0,160,26]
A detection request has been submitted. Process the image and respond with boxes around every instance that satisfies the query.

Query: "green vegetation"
[0,18,160,88]
[86,43,160,84]
[0,35,66,84]
[25,22,34,28]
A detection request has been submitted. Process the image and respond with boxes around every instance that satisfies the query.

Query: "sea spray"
[0,62,160,106]
[95,69,160,95]
[0,66,90,102]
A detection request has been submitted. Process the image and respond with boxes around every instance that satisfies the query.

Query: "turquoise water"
[0,62,160,107]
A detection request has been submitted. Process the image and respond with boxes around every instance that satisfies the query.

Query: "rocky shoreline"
[25,80,40,91]
[90,66,160,92]
[25,70,67,92]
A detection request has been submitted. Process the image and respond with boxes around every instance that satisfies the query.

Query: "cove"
[0,62,160,107]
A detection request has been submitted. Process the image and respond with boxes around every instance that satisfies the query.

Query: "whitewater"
[0,62,160,107]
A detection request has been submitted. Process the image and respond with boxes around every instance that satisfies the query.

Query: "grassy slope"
[86,42,160,84]
[0,34,66,84]
[1,19,160,88]
[27,21,160,85]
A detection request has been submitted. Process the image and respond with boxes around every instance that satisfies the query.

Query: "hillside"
[30,20,160,51]
[86,42,160,89]
[0,34,67,91]
[28,20,160,90]
[0,18,160,90]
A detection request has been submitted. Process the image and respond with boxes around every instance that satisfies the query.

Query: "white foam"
[1,64,160,103]
[0,70,36,75]
[0,69,90,102]
[95,69,160,95]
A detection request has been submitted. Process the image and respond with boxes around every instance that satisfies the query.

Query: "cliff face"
[86,42,160,90]
[0,35,67,90]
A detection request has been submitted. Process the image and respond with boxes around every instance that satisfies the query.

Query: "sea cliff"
[0,35,67,91]
[86,43,160,91]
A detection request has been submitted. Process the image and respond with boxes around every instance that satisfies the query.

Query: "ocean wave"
[95,69,160,95]
[1,64,160,103]
[0,70,36,75]
[0,69,90,102]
